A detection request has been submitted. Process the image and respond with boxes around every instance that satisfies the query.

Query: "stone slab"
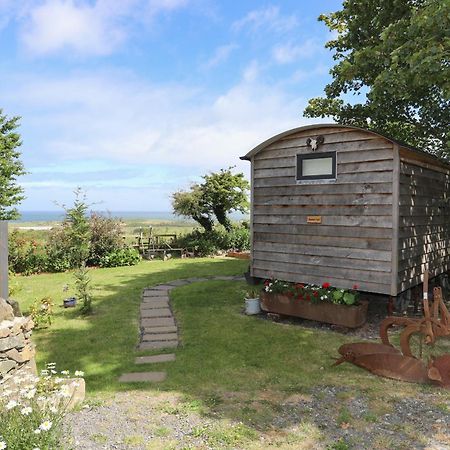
[142,333,178,342]
[135,354,176,364]
[141,318,175,327]
[119,371,167,383]
[140,308,172,318]
[138,341,178,350]
[143,291,170,298]
[140,299,169,309]
[166,280,190,287]
[142,325,177,334]
[150,285,174,291]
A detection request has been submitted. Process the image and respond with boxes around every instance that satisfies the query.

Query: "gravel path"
[67,387,449,449]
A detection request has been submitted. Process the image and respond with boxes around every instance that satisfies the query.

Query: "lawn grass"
[13,257,248,394]
[12,257,450,448]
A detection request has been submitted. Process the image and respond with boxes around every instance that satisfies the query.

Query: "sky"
[0,0,342,212]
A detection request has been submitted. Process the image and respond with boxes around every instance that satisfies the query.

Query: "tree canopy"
[304,0,450,156]
[172,168,249,231]
[0,110,26,220]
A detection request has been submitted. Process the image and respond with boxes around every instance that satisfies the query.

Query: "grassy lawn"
[13,257,247,393]
[12,258,450,448]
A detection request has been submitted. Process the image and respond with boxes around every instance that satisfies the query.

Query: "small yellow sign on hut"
[307,215,322,224]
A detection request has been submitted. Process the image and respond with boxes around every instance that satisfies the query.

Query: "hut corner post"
[0,221,8,300]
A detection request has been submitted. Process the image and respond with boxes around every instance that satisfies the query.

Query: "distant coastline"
[13,210,248,224]
[13,211,177,223]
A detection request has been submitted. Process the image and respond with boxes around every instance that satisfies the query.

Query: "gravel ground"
[66,386,450,450]
[66,296,450,450]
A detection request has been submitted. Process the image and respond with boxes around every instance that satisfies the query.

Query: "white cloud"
[272,39,320,64]
[15,0,189,56]
[2,68,310,176]
[202,43,238,69]
[232,6,298,34]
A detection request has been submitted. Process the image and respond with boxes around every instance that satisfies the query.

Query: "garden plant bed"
[260,292,368,329]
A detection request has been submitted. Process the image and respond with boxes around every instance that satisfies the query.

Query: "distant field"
[9,216,198,244]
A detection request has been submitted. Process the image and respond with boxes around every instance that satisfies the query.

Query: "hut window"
[296,151,336,181]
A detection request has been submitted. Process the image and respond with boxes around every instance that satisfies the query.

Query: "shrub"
[88,213,125,266]
[98,247,141,268]
[8,230,48,275]
[175,225,250,256]
[73,264,92,314]
[0,363,85,450]
[29,297,54,329]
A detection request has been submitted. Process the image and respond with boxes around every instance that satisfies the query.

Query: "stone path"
[119,275,244,383]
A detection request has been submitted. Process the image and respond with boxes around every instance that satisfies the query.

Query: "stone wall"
[0,298,36,379]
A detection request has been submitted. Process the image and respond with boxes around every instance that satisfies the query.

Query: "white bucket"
[245,298,261,315]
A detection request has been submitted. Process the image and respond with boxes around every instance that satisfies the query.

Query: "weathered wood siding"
[251,127,394,294]
[397,159,450,292]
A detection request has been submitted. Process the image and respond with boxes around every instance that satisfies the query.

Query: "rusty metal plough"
[334,271,450,388]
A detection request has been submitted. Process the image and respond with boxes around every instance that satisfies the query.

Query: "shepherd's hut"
[241,124,450,297]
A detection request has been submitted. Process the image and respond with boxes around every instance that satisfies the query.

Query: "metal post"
[0,221,8,299]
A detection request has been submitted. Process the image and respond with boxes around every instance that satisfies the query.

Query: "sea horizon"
[13,210,248,223]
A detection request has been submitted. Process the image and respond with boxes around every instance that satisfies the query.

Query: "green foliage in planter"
[264,279,360,306]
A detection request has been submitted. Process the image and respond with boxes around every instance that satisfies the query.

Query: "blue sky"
[0,0,341,211]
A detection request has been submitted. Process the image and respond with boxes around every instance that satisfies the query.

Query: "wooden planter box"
[260,292,368,328]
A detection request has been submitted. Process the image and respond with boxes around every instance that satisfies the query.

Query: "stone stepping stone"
[143,325,177,334]
[141,308,172,318]
[119,371,166,383]
[140,300,169,309]
[135,354,176,364]
[142,333,178,342]
[141,317,175,327]
[167,280,191,287]
[142,295,170,302]
[143,291,169,298]
[150,285,174,291]
[138,341,178,350]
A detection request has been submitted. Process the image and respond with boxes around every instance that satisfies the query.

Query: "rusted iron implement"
[335,270,450,388]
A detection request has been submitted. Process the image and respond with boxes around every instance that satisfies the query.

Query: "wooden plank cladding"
[397,159,450,292]
[242,124,450,297]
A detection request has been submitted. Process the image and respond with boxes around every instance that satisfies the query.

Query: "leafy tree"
[201,168,250,231]
[172,168,249,232]
[304,0,450,156]
[172,184,214,232]
[0,109,26,219]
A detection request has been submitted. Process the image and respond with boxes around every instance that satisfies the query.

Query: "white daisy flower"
[74,371,84,377]
[21,406,32,416]
[39,420,52,431]
[6,400,18,410]
[0,440,6,449]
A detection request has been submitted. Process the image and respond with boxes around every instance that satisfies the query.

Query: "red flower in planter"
[313,291,319,298]
[264,280,270,286]
[305,294,311,301]
[295,283,305,289]
[322,282,331,289]
[353,284,359,290]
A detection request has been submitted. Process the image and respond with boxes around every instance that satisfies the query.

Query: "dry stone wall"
[0,298,36,379]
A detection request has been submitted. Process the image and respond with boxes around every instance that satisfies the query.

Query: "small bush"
[8,231,48,275]
[29,297,54,329]
[99,247,141,268]
[175,225,250,256]
[88,213,125,266]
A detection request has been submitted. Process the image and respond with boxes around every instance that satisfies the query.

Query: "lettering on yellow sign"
[307,216,322,224]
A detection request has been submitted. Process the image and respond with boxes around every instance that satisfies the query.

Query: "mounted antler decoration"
[306,135,324,151]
